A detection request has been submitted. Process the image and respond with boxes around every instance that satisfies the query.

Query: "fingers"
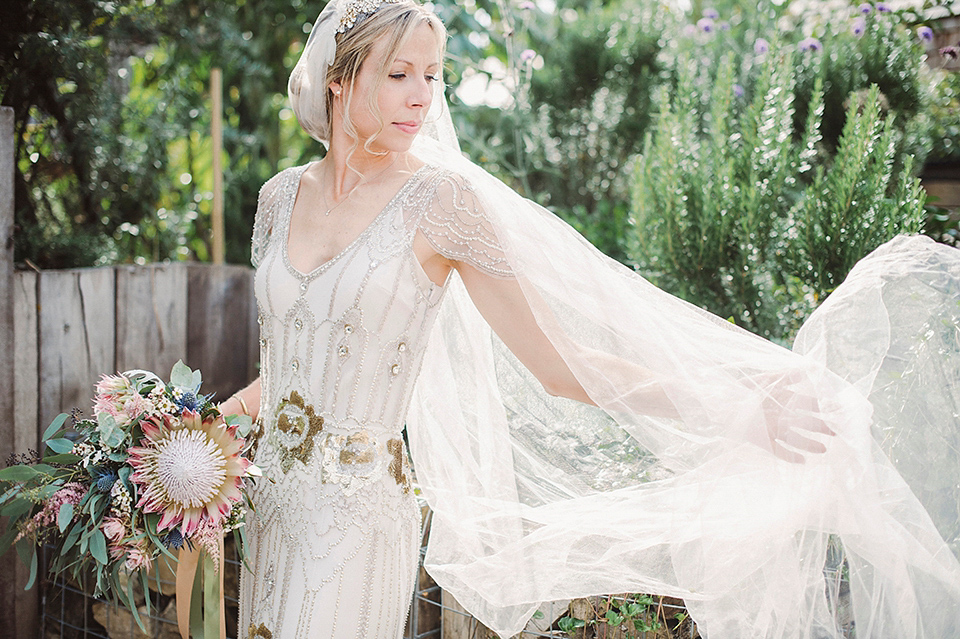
[775,427,828,454]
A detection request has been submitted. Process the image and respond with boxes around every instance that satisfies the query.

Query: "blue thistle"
[90,466,118,493]
[175,389,200,411]
[163,528,185,550]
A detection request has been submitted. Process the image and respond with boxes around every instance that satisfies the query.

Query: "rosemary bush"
[629,43,926,342]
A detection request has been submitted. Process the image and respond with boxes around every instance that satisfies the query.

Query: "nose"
[409,77,433,109]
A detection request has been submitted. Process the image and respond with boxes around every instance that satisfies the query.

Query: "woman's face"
[336,22,441,153]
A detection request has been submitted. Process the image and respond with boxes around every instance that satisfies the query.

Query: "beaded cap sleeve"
[251,168,297,269]
[415,171,513,278]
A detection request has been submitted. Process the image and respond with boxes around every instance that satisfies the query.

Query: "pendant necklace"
[320,155,401,216]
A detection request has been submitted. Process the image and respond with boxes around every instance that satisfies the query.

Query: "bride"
[220,1,960,637]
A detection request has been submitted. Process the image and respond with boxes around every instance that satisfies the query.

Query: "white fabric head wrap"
[287,1,340,146]
[284,2,960,637]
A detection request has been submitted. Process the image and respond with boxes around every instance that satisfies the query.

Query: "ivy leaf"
[58,503,74,532]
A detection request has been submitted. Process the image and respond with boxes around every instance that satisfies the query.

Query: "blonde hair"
[290,1,446,151]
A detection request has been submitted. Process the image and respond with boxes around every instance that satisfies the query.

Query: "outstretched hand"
[750,369,837,463]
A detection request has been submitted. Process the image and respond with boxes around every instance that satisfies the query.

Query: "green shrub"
[629,46,926,342]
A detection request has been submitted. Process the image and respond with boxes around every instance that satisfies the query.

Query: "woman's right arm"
[220,376,262,421]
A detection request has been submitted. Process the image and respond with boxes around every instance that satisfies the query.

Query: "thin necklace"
[319,155,401,216]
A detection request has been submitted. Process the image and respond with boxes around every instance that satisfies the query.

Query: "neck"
[325,128,408,198]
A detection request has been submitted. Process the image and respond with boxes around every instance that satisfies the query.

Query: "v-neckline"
[282,163,429,280]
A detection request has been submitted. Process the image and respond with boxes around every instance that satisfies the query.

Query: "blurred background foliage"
[1,0,958,340]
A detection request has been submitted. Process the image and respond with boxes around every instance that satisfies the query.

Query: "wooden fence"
[1,261,259,638]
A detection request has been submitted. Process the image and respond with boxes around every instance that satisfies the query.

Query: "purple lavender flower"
[720,21,731,31]
[703,7,720,20]
[876,2,890,11]
[917,26,934,42]
[519,1,536,10]
[858,3,872,14]
[852,17,866,36]
[733,84,745,98]
[799,37,823,52]
[754,37,770,55]
[520,48,536,63]
[697,17,715,33]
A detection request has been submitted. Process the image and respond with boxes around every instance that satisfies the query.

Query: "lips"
[393,121,422,134]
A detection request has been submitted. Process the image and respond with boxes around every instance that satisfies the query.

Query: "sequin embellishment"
[248,623,273,639]
[387,438,411,494]
[275,391,324,472]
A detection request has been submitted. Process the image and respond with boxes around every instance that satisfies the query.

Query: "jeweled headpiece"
[337,0,403,33]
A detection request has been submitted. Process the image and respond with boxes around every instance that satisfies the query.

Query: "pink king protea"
[127,410,254,538]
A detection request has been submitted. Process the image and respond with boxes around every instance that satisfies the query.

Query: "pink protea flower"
[124,546,152,571]
[127,410,254,538]
[108,534,152,572]
[94,374,136,418]
[123,392,154,420]
[101,516,127,543]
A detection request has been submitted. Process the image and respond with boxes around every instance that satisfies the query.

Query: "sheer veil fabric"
[404,79,960,638]
[289,2,960,636]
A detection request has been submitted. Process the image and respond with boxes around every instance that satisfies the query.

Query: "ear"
[329,81,343,97]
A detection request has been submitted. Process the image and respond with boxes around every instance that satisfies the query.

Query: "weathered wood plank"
[38,268,116,428]
[14,271,38,449]
[186,263,257,400]
[0,104,39,639]
[115,263,188,379]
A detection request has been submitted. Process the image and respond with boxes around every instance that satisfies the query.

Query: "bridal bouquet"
[0,361,259,636]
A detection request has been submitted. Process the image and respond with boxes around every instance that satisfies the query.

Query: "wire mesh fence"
[40,504,849,639]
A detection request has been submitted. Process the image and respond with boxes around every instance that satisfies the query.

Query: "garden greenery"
[626,3,936,342]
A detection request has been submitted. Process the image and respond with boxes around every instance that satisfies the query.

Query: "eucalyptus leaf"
[58,502,74,532]
[226,413,254,437]
[96,413,124,449]
[15,537,33,566]
[1,498,34,519]
[90,528,108,565]
[0,466,40,482]
[118,466,132,484]
[0,527,19,558]
[170,360,196,389]
[24,548,38,590]
[41,413,69,442]
[45,438,75,454]
[0,486,20,506]
[62,523,82,554]
[42,453,82,465]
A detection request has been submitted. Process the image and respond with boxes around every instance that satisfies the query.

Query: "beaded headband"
[337,0,403,33]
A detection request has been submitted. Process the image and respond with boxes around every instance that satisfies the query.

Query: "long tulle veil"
[402,76,960,638]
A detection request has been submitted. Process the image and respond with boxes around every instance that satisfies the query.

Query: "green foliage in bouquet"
[0,361,258,631]
[629,46,926,342]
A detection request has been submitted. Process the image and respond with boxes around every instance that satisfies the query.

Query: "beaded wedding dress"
[238,161,505,639]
